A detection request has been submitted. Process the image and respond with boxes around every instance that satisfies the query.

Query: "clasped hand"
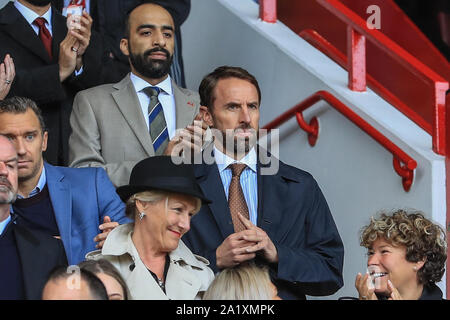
[355,272,403,300]
[216,213,278,269]
[59,11,93,81]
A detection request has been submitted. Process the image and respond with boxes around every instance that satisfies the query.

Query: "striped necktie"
[142,86,169,155]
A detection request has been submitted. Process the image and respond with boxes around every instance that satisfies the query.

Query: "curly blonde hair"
[360,209,446,285]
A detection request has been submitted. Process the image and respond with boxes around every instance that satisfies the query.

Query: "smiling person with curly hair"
[355,209,447,300]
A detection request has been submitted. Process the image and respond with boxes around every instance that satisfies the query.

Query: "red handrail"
[262,91,417,192]
[299,29,430,148]
[259,0,449,156]
[316,0,449,156]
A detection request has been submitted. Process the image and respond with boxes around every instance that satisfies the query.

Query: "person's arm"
[95,167,129,224]
[5,29,78,104]
[93,167,131,248]
[271,178,344,296]
[65,13,104,89]
[0,54,15,100]
[68,91,138,187]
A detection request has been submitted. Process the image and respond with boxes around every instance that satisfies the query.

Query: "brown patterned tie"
[228,163,250,233]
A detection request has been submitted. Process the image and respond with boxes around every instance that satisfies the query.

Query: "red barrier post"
[347,27,366,92]
[259,0,277,23]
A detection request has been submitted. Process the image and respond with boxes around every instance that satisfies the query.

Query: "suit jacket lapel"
[112,75,155,156]
[195,152,234,239]
[45,163,73,264]
[50,11,67,62]
[256,149,283,238]
[172,80,197,128]
[0,3,52,63]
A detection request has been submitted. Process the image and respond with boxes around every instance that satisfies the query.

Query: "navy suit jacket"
[182,151,344,299]
[43,162,129,264]
[13,223,67,299]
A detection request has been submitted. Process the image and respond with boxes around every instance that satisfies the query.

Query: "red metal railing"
[259,0,449,156]
[262,91,417,192]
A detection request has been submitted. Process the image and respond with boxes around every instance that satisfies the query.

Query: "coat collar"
[44,162,73,264]
[195,145,302,238]
[101,223,209,270]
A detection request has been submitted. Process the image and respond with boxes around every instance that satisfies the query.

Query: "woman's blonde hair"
[360,209,447,284]
[125,190,202,220]
[203,262,275,300]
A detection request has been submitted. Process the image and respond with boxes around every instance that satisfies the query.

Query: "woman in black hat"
[85,156,214,300]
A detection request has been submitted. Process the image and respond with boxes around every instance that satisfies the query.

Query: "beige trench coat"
[85,224,215,300]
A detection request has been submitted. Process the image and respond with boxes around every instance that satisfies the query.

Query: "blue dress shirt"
[214,146,258,225]
[0,215,12,236]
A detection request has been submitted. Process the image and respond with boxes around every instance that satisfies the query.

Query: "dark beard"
[26,0,52,6]
[128,45,173,80]
[215,125,258,157]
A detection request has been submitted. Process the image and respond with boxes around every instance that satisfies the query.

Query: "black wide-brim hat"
[116,156,211,204]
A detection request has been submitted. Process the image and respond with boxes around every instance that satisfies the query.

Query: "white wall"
[0,0,10,9]
[182,0,447,299]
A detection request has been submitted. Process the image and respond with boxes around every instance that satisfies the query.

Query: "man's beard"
[18,159,42,187]
[128,44,173,79]
[0,177,16,205]
[26,0,52,7]
[213,125,258,157]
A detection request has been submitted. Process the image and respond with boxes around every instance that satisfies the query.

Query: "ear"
[415,258,426,271]
[120,38,130,57]
[200,106,213,127]
[42,131,48,152]
[135,199,149,213]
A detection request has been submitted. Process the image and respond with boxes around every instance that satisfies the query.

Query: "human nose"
[153,30,166,47]
[178,214,190,233]
[240,106,251,124]
[0,162,8,176]
[367,253,379,267]
[14,137,26,156]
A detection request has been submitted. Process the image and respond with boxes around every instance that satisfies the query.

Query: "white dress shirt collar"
[130,73,173,96]
[214,146,257,173]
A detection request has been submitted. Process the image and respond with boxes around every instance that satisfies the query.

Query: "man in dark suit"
[0,0,103,165]
[182,66,344,300]
[52,0,190,87]
[0,135,67,300]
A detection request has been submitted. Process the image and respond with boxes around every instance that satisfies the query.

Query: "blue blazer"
[45,162,130,264]
[182,151,344,300]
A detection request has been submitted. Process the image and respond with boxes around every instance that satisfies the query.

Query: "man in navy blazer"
[181,66,344,300]
[0,96,129,265]
[0,135,67,300]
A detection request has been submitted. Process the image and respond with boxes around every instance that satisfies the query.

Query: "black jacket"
[13,221,68,300]
[0,2,104,165]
